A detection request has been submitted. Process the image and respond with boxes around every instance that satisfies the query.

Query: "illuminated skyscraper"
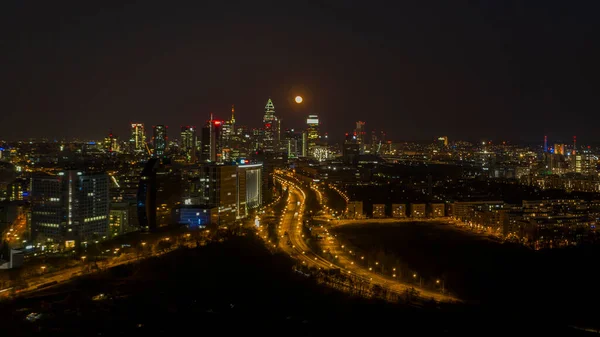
[129,123,146,153]
[201,114,223,163]
[354,121,366,154]
[103,130,118,153]
[284,129,302,159]
[152,125,167,157]
[437,136,448,147]
[221,105,236,161]
[180,126,197,160]
[262,98,280,153]
[306,114,319,157]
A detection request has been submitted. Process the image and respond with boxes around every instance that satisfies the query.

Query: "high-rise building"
[201,115,223,163]
[306,114,319,157]
[355,121,366,153]
[437,136,448,148]
[129,123,146,153]
[343,133,360,165]
[301,131,308,157]
[221,105,237,161]
[236,163,263,218]
[137,158,159,232]
[30,171,110,245]
[180,126,197,161]
[198,164,238,223]
[370,130,379,154]
[554,144,565,155]
[222,105,236,144]
[152,125,167,157]
[103,131,119,153]
[262,99,280,153]
[284,129,302,159]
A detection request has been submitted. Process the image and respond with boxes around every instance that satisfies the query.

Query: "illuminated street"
[271,172,457,303]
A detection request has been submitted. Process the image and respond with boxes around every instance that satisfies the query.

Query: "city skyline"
[2,1,599,142]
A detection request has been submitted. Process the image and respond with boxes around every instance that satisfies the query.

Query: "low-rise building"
[430,203,445,217]
[391,204,406,218]
[346,201,363,219]
[410,203,426,218]
[372,204,386,218]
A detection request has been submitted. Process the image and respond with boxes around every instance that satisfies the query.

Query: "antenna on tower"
[573,136,577,155]
[544,135,548,152]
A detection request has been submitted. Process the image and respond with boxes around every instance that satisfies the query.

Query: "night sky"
[1,1,599,144]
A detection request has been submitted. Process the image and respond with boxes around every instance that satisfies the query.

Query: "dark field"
[334,221,600,329]
[0,232,594,335]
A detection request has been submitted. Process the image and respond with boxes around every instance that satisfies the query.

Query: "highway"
[1,235,203,299]
[272,173,458,303]
[3,214,28,248]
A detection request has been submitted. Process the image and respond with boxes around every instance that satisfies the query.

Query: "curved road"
[273,174,458,303]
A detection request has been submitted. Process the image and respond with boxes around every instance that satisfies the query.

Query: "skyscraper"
[103,131,119,153]
[355,121,366,153]
[262,98,280,153]
[152,125,167,157]
[221,105,236,161]
[180,126,197,161]
[130,123,146,153]
[284,129,302,159]
[201,114,223,163]
[306,114,319,157]
[30,171,110,245]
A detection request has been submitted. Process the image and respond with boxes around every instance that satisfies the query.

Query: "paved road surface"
[272,174,458,303]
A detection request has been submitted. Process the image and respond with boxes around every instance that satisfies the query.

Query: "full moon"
[295,96,303,104]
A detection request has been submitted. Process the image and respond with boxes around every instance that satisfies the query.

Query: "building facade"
[31,171,110,245]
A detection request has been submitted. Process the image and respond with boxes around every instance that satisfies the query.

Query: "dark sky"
[1,0,599,144]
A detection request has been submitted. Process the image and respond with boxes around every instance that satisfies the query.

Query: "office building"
[30,171,110,245]
[197,164,237,224]
[236,163,263,218]
[262,98,280,153]
[201,115,223,163]
[284,129,302,159]
[180,126,197,162]
[103,131,119,153]
[343,133,360,165]
[152,125,167,157]
[301,131,308,157]
[355,121,366,153]
[306,114,319,157]
[130,123,146,153]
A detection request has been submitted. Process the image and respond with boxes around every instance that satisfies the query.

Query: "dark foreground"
[0,233,593,336]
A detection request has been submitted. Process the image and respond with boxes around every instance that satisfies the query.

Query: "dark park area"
[333,221,600,330]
